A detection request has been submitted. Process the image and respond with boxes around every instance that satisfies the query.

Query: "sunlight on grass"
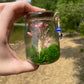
[9,25,25,43]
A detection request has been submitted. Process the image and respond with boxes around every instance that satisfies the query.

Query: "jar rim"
[28,10,53,14]
[26,11,54,18]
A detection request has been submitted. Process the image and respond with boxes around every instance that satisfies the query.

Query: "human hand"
[0,1,45,75]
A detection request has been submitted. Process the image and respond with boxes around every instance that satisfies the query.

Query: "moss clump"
[26,44,60,65]
[80,48,84,53]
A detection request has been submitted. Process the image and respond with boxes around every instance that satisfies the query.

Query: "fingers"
[0,59,39,75]
[7,44,39,73]
[0,1,45,42]
[10,60,39,74]
[0,3,5,13]
[11,1,46,21]
[12,1,46,13]
[32,6,46,11]
[0,1,46,24]
[20,60,39,72]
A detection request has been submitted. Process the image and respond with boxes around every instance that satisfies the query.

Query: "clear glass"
[24,11,60,65]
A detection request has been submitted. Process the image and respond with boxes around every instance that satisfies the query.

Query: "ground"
[0,33,84,84]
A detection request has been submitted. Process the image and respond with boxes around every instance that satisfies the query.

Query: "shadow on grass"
[61,36,84,83]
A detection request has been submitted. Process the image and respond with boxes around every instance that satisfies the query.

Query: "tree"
[56,2,84,32]
[0,0,15,2]
[57,0,84,5]
[31,0,58,11]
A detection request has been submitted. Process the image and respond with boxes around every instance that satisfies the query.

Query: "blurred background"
[0,0,84,42]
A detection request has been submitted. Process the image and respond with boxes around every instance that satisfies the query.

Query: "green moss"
[80,48,84,53]
[26,44,60,65]
[26,46,38,58]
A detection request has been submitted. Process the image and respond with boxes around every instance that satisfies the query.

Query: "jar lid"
[26,11,54,19]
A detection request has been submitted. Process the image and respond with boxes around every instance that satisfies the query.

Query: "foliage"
[80,48,84,53]
[57,0,84,4]
[31,0,58,11]
[79,21,84,36]
[2,0,84,36]
[16,17,25,23]
[31,0,84,35]
[0,0,15,2]
[27,44,60,65]
[57,2,83,32]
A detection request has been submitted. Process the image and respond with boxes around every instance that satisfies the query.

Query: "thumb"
[21,60,39,72]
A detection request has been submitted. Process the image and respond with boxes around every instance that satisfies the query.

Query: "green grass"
[80,48,84,53]
[9,25,25,43]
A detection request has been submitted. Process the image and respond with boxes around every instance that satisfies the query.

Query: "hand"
[0,1,45,75]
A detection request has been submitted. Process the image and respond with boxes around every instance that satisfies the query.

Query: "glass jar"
[24,11,60,65]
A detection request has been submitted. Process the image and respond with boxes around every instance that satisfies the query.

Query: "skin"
[0,1,45,75]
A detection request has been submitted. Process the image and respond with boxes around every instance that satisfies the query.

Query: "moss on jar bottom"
[26,44,60,65]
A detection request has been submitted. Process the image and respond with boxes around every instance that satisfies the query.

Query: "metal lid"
[26,11,54,19]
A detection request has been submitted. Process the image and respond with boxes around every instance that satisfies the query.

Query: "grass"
[80,48,84,53]
[9,25,25,43]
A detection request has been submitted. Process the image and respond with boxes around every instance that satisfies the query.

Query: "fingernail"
[41,9,46,11]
